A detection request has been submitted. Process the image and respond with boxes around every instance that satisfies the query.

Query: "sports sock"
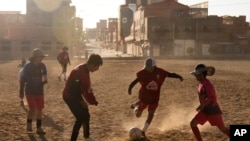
[27,119,32,123]
[37,119,42,129]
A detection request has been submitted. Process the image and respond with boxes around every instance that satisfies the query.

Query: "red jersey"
[62,64,97,105]
[137,67,169,104]
[57,51,70,65]
[198,79,222,115]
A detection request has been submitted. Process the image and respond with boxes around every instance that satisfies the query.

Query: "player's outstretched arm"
[168,73,183,82]
[128,78,139,95]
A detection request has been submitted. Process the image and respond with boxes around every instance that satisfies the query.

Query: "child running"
[57,46,71,81]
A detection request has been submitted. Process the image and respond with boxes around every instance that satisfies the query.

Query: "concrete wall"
[174,40,195,56]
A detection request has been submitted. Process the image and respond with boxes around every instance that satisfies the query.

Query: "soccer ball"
[129,127,142,140]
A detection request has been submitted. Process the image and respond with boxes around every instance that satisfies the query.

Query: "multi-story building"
[0,0,84,59]
[120,0,250,57]
[96,20,107,41]
[0,11,24,59]
[85,28,97,39]
[107,18,118,43]
[106,18,118,50]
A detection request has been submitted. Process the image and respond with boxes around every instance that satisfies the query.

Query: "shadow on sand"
[21,104,63,141]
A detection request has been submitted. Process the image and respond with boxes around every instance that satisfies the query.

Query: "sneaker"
[134,107,139,114]
[36,127,46,134]
[84,137,97,141]
[27,123,32,132]
[130,103,135,109]
[141,131,147,139]
[130,101,139,109]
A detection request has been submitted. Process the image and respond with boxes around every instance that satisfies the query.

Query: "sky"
[0,0,250,28]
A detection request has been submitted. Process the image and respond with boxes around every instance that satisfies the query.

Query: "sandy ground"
[0,58,249,141]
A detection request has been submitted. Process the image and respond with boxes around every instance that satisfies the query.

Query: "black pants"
[64,98,90,141]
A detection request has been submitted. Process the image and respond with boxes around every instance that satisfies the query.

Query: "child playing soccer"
[128,58,183,138]
[63,54,103,141]
[190,64,230,141]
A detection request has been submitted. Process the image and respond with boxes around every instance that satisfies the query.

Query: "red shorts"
[193,111,225,127]
[138,101,158,111]
[26,94,44,109]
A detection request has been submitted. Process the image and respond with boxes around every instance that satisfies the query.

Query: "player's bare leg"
[217,126,230,137]
[190,119,203,141]
[141,111,154,139]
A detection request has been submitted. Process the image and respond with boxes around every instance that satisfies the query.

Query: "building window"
[41,41,51,50]
[56,42,64,50]
[21,41,31,51]
[22,41,31,45]
[223,17,233,25]
[185,25,193,32]
[152,26,160,32]
[41,46,51,50]
[176,25,186,32]
[1,46,11,51]
[21,46,30,51]
[1,40,11,51]
[1,40,11,44]
[174,10,184,17]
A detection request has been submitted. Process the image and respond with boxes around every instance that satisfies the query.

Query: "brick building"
[0,0,84,60]
[119,0,250,57]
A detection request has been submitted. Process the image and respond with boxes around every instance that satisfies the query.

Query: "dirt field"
[0,58,249,141]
